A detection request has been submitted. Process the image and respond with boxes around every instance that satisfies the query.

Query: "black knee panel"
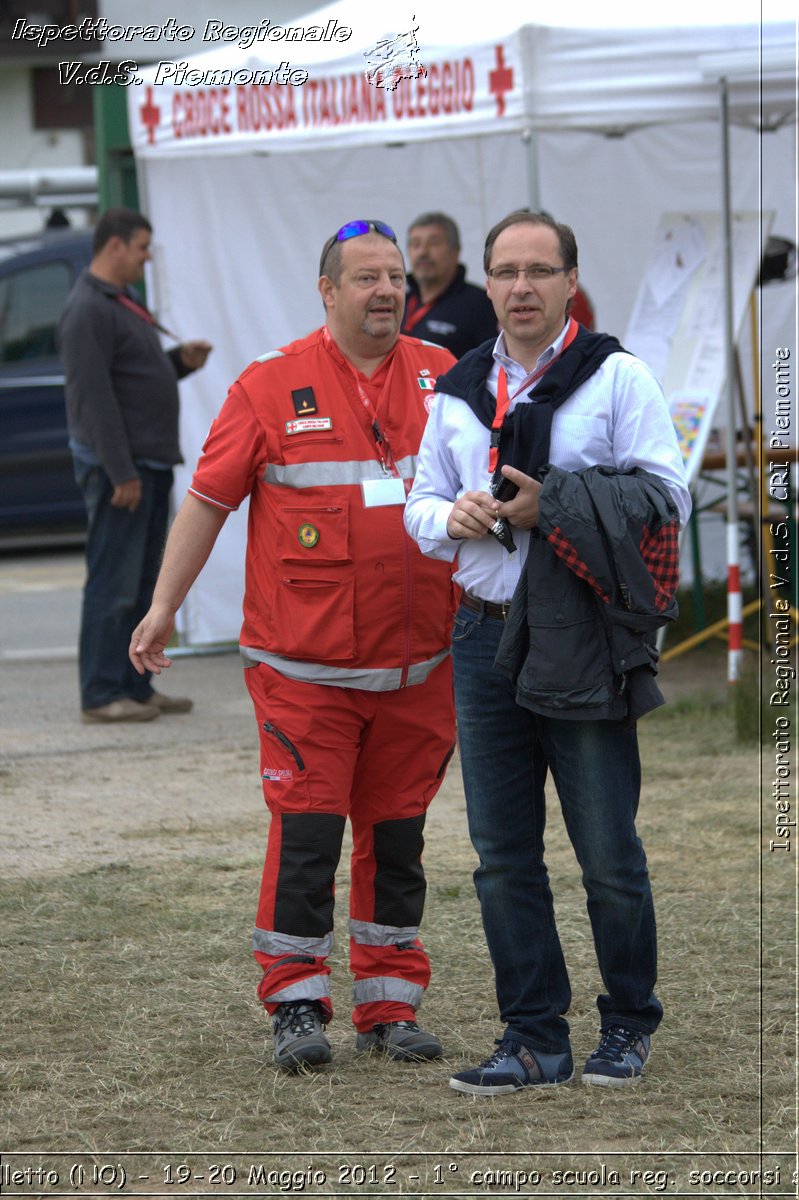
[372,814,427,928]
[274,812,346,936]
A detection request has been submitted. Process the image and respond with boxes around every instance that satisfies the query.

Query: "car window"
[0,260,73,364]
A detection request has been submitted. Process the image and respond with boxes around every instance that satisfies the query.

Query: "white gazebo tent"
[127,2,796,646]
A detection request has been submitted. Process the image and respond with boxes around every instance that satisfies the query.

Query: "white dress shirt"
[404,323,692,604]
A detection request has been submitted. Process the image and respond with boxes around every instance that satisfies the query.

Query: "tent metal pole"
[719,77,743,683]
[522,128,540,211]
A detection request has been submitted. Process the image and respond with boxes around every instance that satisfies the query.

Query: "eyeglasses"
[319,219,398,276]
[487,264,570,284]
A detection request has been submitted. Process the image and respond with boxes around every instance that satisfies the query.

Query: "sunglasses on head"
[319,219,397,276]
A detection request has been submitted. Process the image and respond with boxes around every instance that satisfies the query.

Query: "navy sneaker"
[450,1039,574,1095]
[356,1020,443,1061]
[582,1026,651,1086]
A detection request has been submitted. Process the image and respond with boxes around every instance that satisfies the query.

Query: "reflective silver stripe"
[263,454,418,490]
[252,928,333,957]
[352,977,424,1007]
[239,647,450,690]
[349,919,419,947]
[263,976,331,1005]
[255,349,285,363]
[395,454,417,478]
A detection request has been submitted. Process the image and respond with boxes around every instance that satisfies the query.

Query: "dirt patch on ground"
[0,646,734,880]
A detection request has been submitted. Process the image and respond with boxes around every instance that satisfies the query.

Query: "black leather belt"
[462,592,512,621]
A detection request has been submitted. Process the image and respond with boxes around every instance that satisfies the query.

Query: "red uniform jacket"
[191,327,457,688]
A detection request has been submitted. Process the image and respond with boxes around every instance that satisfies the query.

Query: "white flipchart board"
[623,210,773,485]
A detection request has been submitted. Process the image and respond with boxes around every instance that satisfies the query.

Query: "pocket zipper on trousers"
[263,722,306,772]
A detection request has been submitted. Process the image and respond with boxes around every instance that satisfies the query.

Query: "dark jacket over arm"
[495,466,680,723]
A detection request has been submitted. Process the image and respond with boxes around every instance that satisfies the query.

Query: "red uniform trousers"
[245,657,455,1032]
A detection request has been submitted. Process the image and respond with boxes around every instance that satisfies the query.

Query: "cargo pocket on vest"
[271,576,356,661]
[271,502,355,660]
[276,504,351,565]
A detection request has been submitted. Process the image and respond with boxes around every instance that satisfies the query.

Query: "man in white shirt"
[405,210,691,1096]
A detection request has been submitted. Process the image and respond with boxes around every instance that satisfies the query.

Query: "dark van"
[0,227,92,538]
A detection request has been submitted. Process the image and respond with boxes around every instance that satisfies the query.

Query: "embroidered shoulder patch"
[292,386,317,415]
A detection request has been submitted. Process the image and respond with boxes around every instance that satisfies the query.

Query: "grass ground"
[1,644,795,1196]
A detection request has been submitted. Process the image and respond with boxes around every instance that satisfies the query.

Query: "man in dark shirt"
[58,207,211,723]
[401,212,496,358]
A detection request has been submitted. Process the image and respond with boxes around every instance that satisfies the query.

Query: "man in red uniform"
[130,219,457,1071]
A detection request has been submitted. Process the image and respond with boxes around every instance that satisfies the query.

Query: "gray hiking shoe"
[272,1001,332,1070]
[356,1020,443,1061]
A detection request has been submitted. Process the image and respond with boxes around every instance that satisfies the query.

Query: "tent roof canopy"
[129,6,796,156]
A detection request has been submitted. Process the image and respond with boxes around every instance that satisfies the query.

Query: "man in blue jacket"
[405,209,691,1095]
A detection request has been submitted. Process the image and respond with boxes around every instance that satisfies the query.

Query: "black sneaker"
[272,1001,332,1070]
[356,1020,443,1061]
[450,1039,574,1095]
[582,1026,651,1086]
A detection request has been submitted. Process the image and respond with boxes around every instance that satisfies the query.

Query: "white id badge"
[361,477,407,507]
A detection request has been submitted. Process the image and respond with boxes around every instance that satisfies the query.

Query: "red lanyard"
[353,368,397,474]
[116,293,178,341]
[323,327,398,475]
[489,318,579,475]
[402,294,434,334]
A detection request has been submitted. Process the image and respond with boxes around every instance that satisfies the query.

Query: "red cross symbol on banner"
[489,45,514,117]
[140,87,161,145]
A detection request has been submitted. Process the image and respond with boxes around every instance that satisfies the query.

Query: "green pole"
[92,85,139,213]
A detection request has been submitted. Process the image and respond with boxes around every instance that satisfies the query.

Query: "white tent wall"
[536,122,771,334]
[139,133,525,644]
[540,119,796,587]
[130,11,796,645]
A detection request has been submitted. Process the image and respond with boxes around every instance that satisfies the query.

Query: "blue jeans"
[452,602,662,1055]
[75,462,173,710]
